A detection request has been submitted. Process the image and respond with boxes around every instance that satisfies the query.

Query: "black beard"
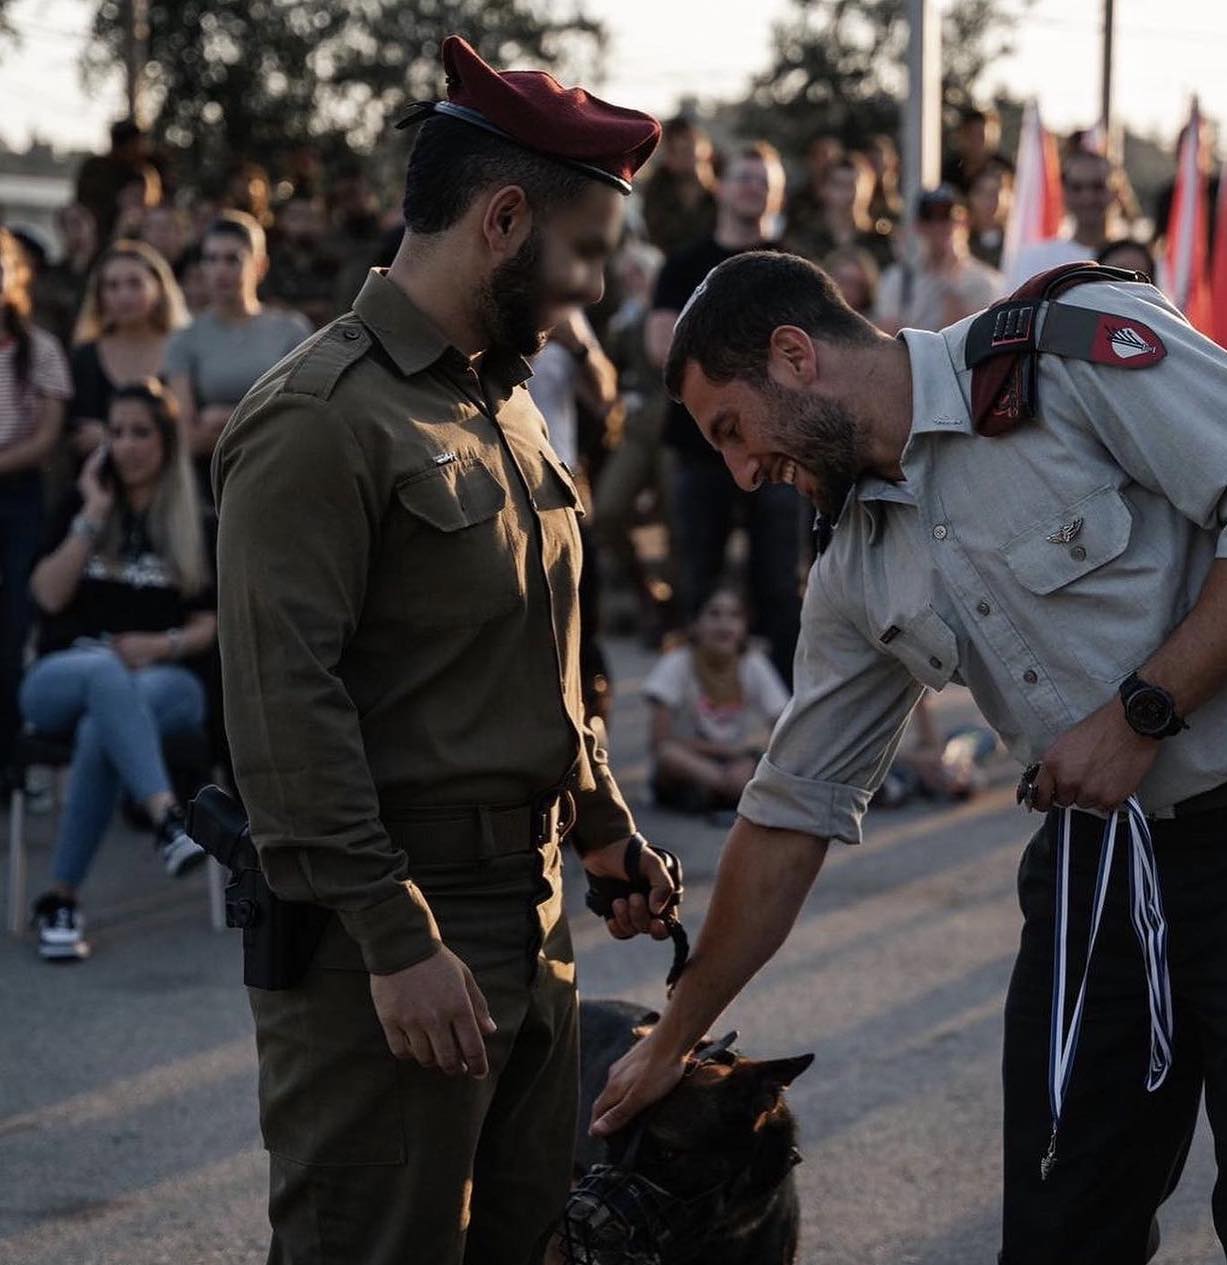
[476,229,550,358]
[760,379,864,516]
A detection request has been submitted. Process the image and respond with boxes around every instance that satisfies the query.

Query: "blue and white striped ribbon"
[1043,796,1173,1180]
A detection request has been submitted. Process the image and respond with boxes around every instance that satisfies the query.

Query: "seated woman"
[644,586,789,815]
[23,379,217,962]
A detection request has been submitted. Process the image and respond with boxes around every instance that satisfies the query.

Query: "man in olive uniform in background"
[213,37,671,1265]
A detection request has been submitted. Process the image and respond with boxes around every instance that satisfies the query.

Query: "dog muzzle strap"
[586,834,690,993]
[1043,797,1173,1180]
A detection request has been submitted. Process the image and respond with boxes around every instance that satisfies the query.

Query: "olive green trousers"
[249,839,578,1265]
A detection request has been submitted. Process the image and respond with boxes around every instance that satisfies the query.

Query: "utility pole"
[904,0,942,228]
[1101,0,1117,159]
[125,0,149,125]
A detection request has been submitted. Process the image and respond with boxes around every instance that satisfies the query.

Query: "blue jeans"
[19,646,207,889]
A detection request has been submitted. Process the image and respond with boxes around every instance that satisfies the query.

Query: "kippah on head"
[396,35,660,195]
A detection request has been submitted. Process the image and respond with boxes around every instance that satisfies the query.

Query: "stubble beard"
[760,378,865,517]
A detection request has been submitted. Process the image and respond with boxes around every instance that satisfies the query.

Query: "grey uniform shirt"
[740,279,1227,844]
[164,308,312,406]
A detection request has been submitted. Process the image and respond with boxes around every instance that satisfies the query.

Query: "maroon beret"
[396,35,660,195]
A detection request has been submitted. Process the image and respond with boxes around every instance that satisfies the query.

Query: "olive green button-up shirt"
[740,279,1227,844]
[213,270,635,974]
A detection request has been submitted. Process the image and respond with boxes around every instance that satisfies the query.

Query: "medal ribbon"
[1043,797,1173,1179]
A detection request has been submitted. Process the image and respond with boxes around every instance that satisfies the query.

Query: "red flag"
[1210,161,1227,346]
[1002,101,1066,280]
[1165,99,1212,333]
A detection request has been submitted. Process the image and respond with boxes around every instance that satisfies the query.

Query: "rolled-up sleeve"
[738,567,924,844]
[1055,288,1227,558]
[213,393,440,975]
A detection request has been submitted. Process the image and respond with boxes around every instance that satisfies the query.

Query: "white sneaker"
[32,894,90,962]
[156,806,207,877]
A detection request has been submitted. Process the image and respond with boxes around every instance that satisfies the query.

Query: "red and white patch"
[1090,318,1166,368]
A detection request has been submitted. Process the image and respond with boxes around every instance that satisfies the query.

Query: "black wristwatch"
[1119,672,1188,739]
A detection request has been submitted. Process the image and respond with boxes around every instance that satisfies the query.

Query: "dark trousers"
[251,839,578,1265]
[671,455,804,686]
[1001,807,1227,1263]
[0,472,43,772]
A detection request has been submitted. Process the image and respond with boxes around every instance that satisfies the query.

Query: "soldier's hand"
[370,946,497,1078]
[590,1029,687,1137]
[1029,698,1162,814]
[583,836,675,942]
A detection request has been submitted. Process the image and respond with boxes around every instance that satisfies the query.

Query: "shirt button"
[1023,669,1039,684]
[976,600,991,616]
[1070,544,1087,562]
[929,656,943,670]
[932,524,949,541]
[343,328,361,340]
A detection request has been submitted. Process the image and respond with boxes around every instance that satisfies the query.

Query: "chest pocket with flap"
[1001,484,1137,679]
[390,456,521,629]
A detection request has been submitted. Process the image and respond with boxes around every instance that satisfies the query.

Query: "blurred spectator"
[526,311,619,721]
[139,204,192,273]
[327,161,384,314]
[25,380,217,961]
[967,160,1013,270]
[264,189,341,328]
[783,133,845,246]
[1097,238,1157,280]
[75,119,150,243]
[593,240,672,641]
[174,245,210,316]
[67,240,190,465]
[644,586,788,815]
[1152,120,1220,259]
[641,116,718,255]
[649,142,803,685]
[224,161,274,228]
[865,133,904,228]
[164,211,311,500]
[822,244,880,317]
[1006,149,1121,288]
[0,227,72,787]
[783,152,894,269]
[34,204,99,349]
[876,186,1004,334]
[112,165,164,240]
[941,105,1007,195]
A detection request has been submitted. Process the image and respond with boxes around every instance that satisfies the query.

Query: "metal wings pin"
[1045,517,1083,545]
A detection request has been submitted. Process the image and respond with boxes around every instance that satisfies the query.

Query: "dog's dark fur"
[570,999,814,1265]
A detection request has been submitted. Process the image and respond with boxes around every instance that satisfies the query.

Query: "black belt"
[378,789,575,867]
[1171,781,1227,819]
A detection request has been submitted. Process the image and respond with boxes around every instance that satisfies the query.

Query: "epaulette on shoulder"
[283,320,371,400]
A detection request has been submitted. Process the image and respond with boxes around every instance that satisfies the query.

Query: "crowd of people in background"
[0,102,1178,955]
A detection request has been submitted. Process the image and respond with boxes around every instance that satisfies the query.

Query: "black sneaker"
[155,805,206,877]
[32,892,90,962]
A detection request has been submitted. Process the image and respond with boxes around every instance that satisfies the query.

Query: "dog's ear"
[755,1054,814,1090]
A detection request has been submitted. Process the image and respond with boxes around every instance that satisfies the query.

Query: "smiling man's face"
[681,356,868,516]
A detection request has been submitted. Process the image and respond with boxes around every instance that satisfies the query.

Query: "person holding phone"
[23,379,217,961]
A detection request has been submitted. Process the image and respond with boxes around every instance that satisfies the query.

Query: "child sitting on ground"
[644,586,789,813]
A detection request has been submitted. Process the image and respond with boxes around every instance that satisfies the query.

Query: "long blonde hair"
[73,240,189,345]
[98,379,208,597]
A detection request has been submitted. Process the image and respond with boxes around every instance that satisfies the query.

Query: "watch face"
[1129,688,1172,735]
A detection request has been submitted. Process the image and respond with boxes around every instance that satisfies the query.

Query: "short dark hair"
[664,252,877,401]
[401,116,594,234]
[204,209,266,260]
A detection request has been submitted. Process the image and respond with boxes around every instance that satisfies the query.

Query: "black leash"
[585,834,690,994]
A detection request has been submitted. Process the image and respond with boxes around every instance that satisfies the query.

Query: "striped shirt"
[0,326,72,452]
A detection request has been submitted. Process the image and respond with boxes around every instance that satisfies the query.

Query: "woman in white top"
[643,586,789,812]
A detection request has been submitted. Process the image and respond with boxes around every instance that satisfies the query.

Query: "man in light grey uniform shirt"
[591,251,1227,1264]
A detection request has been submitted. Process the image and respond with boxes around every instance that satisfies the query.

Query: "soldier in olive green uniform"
[213,38,668,1265]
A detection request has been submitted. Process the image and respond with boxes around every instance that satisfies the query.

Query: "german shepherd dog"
[553,999,814,1265]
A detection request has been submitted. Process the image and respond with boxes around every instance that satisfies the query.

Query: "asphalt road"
[0,638,1219,1264]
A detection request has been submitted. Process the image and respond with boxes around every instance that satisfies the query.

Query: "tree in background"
[83,0,604,179]
[736,0,1026,158]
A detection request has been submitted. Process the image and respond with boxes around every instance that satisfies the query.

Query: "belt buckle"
[532,793,556,847]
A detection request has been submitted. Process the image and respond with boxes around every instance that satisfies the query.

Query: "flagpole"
[904,0,941,231]
[1101,0,1116,160]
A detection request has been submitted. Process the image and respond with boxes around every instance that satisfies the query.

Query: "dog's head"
[558,1043,813,1265]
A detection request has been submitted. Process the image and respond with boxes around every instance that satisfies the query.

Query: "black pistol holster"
[187,785,330,990]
